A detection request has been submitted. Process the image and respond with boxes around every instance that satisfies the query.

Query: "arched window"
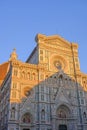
[27,72,30,79]
[22,113,31,123]
[22,71,25,78]
[32,73,35,80]
[12,91,16,98]
[24,90,31,97]
[59,74,63,79]
[14,69,18,76]
[46,75,48,79]
[45,75,49,81]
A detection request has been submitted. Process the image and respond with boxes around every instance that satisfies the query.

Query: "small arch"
[27,72,30,79]
[14,69,18,76]
[12,91,16,98]
[45,75,48,79]
[50,76,52,78]
[22,71,25,78]
[24,88,31,97]
[54,76,56,79]
[32,73,36,80]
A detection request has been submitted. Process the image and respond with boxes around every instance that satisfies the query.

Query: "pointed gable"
[36,33,78,49]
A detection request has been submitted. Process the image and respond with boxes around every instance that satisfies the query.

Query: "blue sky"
[0,0,87,73]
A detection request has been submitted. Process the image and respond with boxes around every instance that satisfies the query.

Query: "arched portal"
[59,125,67,130]
[21,112,32,130]
[23,129,30,130]
[57,105,71,130]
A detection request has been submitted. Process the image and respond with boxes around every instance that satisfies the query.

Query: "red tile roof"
[0,62,10,85]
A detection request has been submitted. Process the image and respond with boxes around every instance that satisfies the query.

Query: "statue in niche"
[58,110,66,118]
[11,107,15,118]
[41,109,45,120]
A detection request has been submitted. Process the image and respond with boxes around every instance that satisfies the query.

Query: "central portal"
[59,125,67,130]
[23,129,30,130]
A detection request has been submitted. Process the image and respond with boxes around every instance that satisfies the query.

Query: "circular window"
[24,90,31,97]
[50,55,68,72]
[54,61,62,70]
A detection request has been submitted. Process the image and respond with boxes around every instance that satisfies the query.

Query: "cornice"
[36,33,70,44]
[11,60,47,71]
[36,33,78,49]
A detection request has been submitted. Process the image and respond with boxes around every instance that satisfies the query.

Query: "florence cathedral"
[0,34,87,130]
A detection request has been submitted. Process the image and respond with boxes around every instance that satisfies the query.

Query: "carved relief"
[21,113,32,123]
[57,105,71,118]
[54,60,62,70]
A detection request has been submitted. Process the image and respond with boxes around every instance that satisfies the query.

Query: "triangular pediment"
[55,87,71,105]
[50,70,75,105]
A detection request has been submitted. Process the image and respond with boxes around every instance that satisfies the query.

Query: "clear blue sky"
[0,0,87,73]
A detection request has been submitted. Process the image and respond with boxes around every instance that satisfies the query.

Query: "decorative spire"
[9,48,18,61]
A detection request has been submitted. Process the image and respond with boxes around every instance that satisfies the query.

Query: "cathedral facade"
[0,34,87,130]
